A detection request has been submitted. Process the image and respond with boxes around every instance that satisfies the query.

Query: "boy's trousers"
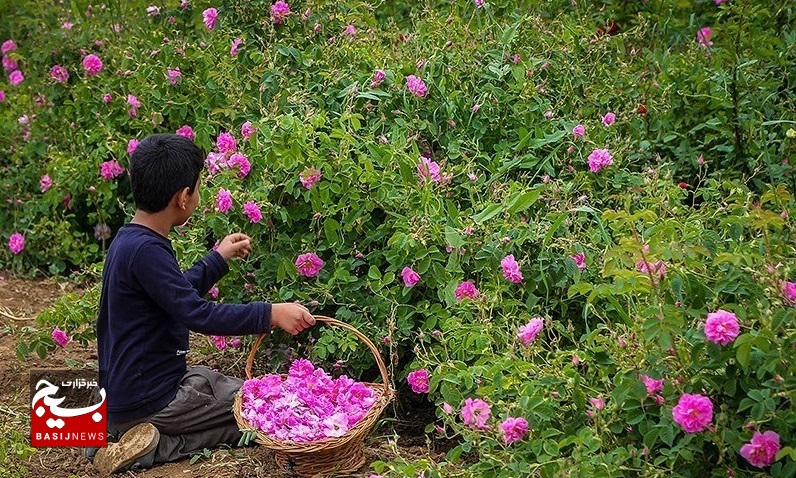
[107,366,244,463]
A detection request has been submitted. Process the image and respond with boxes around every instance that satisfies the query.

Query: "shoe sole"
[94,423,159,476]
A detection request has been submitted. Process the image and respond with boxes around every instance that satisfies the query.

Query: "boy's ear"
[175,187,190,210]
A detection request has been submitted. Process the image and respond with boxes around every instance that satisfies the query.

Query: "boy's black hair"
[129,134,205,213]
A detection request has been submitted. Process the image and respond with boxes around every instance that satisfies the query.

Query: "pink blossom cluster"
[240,359,377,442]
[100,161,125,180]
[206,130,252,178]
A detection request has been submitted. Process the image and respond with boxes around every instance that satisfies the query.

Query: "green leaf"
[445,225,466,248]
[324,218,341,244]
[473,203,503,224]
[507,189,541,214]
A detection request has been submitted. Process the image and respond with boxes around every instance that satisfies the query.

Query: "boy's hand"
[216,233,252,261]
[271,302,316,335]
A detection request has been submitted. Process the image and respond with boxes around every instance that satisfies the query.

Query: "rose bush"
[2,0,795,476]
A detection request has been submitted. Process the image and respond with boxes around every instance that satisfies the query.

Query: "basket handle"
[244,315,390,392]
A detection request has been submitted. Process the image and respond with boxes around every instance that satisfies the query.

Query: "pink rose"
[407,369,429,394]
[1,40,17,54]
[175,125,195,140]
[40,174,53,192]
[295,252,324,277]
[704,309,740,345]
[740,431,780,468]
[8,233,25,254]
[517,318,543,346]
[299,167,321,189]
[241,121,256,140]
[51,65,69,83]
[82,54,103,76]
[52,326,70,347]
[127,139,139,156]
[501,254,523,283]
[9,70,23,86]
[203,8,218,30]
[672,393,713,433]
[271,1,290,24]
[401,266,421,287]
[587,149,613,172]
[216,189,232,213]
[461,398,490,430]
[243,201,262,223]
[406,75,428,97]
[572,124,585,137]
[602,112,616,126]
[570,252,586,271]
[454,281,479,301]
[499,417,528,444]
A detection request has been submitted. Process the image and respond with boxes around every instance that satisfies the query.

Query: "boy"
[92,134,315,475]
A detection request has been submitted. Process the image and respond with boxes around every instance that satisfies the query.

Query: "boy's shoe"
[94,423,159,476]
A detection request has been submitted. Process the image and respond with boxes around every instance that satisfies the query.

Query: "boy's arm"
[183,251,228,296]
[132,242,270,336]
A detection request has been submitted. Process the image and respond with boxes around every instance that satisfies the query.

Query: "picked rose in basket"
[233,316,393,477]
[239,359,377,441]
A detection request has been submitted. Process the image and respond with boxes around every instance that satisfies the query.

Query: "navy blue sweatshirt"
[97,223,271,423]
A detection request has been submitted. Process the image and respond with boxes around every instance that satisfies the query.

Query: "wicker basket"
[233,315,394,477]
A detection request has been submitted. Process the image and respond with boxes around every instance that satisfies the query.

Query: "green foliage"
[2,0,796,475]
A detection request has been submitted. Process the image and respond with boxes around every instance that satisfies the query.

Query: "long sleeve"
[183,251,229,296]
[131,242,271,336]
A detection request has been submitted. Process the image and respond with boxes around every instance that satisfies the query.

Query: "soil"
[0,275,451,478]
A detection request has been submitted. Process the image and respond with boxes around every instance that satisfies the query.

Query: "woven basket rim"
[233,316,396,453]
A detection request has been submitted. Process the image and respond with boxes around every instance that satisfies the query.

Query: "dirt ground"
[0,276,446,478]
